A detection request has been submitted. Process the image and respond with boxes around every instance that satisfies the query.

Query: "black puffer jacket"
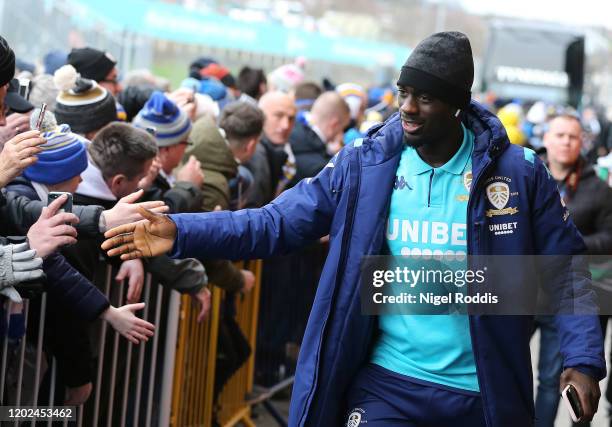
[289,121,331,188]
[558,160,612,255]
[244,136,288,208]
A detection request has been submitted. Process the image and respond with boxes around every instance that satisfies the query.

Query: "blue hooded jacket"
[168,101,605,427]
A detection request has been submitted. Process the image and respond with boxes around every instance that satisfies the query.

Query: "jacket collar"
[463,100,509,160]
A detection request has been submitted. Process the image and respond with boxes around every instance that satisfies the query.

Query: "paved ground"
[257,330,611,426]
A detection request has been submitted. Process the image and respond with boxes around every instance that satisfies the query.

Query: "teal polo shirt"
[370,124,479,392]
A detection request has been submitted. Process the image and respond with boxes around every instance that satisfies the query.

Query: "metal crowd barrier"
[170,259,262,427]
[250,242,328,426]
[1,256,282,427]
[0,264,181,427]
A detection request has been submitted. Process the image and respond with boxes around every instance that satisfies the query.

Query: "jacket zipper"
[467,156,494,427]
[299,146,362,426]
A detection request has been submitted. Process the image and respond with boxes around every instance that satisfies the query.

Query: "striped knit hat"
[53,65,117,134]
[133,91,192,147]
[336,83,366,120]
[23,123,88,185]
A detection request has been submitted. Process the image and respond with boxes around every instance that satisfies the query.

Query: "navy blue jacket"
[6,178,109,321]
[167,101,605,426]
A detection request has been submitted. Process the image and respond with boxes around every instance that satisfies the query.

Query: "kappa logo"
[394,175,412,190]
[463,171,473,192]
[485,182,519,217]
[346,408,366,426]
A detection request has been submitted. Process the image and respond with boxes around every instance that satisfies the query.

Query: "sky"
[458,0,612,30]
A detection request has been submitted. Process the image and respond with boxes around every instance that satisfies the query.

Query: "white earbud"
[455,109,461,118]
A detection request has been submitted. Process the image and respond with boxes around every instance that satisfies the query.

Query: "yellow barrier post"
[170,286,222,427]
[170,259,262,427]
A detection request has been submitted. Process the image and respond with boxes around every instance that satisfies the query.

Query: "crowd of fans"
[4,30,612,425]
[0,34,398,414]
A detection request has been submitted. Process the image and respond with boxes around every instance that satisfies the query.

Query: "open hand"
[101,303,155,344]
[101,189,169,231]
[168,88,197,121]
[176,155,204,187]
[101,207,177,260]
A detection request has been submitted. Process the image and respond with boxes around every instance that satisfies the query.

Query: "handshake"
[101,206,177,260]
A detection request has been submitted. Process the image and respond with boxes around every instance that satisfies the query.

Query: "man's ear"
[246,137,258,153]
[109,174,126,196]
[327,116,340,137]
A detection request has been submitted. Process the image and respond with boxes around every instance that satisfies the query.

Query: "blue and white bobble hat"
[23,123,88,185]
[133,91,192,147]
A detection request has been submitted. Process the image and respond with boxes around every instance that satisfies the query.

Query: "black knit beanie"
[55,77,117,135]
[397,31,474,108]
[68,47,116,83]
[117,84,157,122]
[0,36,15,87]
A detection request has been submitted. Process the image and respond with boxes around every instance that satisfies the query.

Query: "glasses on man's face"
[101,78,119,86]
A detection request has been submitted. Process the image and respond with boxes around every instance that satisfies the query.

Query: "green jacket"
[185,116,244,292]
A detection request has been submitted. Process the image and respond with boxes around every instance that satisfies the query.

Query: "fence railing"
[0,253,315,427]
[170,285,221,427]
[215,260,262,427]
[0,264,180,427]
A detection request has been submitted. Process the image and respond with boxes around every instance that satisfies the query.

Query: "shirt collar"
[160,169,176,186]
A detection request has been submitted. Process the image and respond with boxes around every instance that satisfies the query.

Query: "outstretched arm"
[102,149,348,261]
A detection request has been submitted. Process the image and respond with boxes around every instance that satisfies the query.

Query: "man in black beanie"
[68,47,122,96]
[101,32,603,426]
